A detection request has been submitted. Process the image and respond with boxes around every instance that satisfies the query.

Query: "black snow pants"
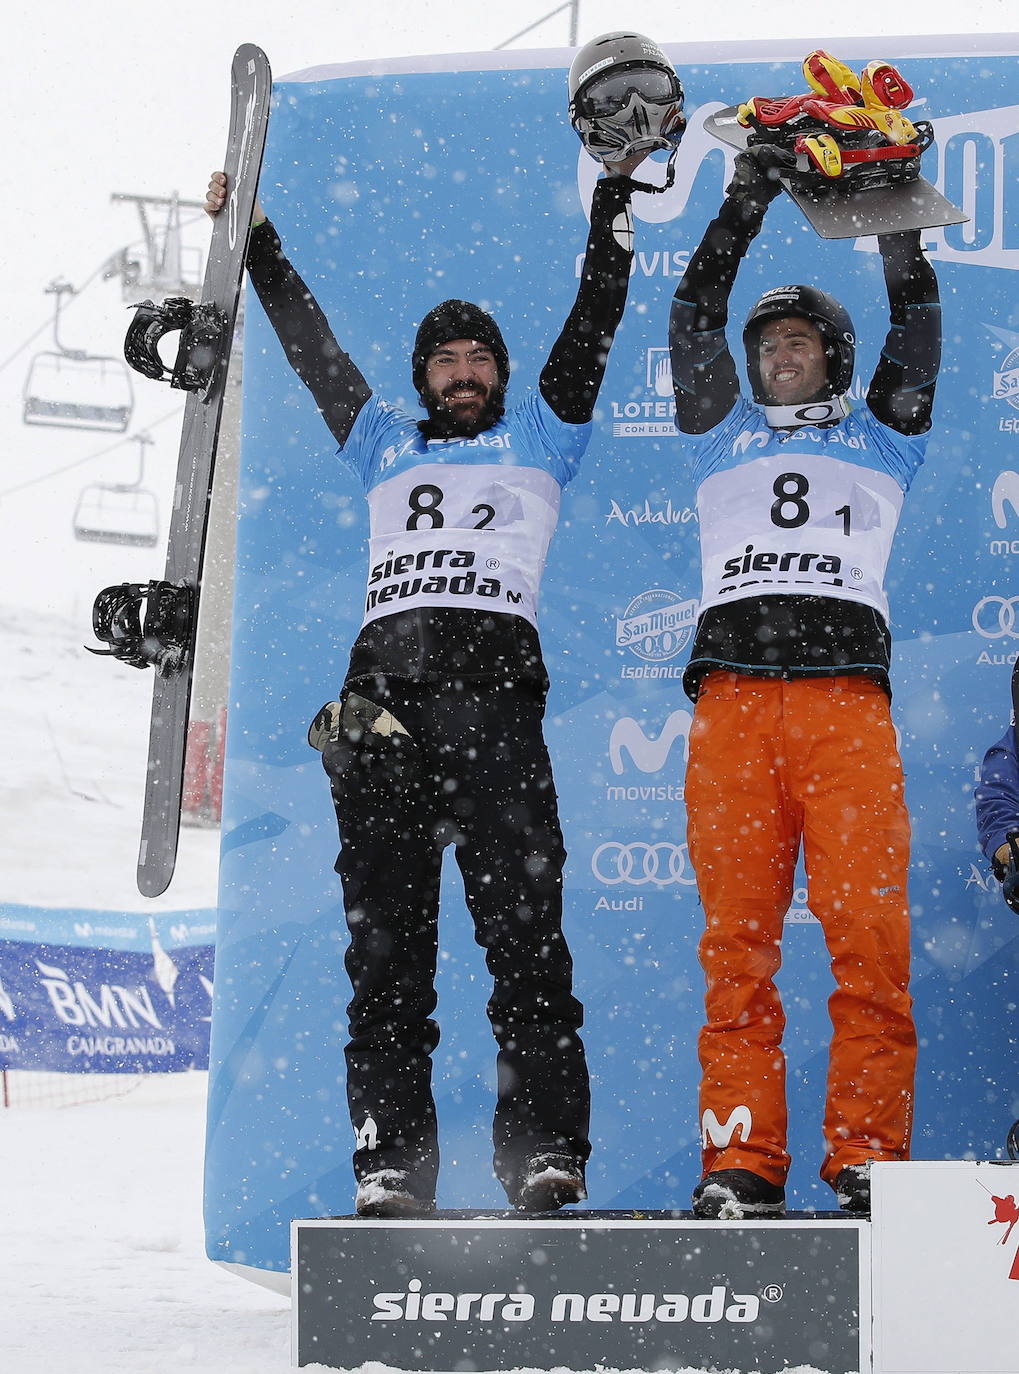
[321,674,590,1205]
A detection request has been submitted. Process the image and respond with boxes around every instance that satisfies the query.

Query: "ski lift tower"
[107,192,207,302]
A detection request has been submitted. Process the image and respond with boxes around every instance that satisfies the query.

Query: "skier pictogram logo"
[980,1181,1019,1280]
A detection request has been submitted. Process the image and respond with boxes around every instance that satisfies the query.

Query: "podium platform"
[292,1209,868,1373]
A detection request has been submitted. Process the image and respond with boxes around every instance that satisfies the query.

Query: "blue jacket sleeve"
[975,723,1019,865]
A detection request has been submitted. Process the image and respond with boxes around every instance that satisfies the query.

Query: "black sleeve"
[866,230,941,435]
[245,220,373,447]
[539,177,635,424]
[668,194,770,434]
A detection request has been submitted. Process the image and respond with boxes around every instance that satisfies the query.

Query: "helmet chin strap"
[762,394,852,429]
[621,145,680,194]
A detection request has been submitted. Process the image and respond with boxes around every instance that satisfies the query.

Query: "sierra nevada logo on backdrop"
[615,588,698,681]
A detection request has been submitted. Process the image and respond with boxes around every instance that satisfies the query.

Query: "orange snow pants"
[685,672,916,1188]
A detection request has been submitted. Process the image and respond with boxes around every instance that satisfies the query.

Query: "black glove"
[726,144,797,211]
[1003,865,1019,915]
[996,832,1019,915]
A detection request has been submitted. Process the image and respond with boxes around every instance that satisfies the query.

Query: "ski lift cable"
[0,257,112,377]
[0,404,182,500]
[0,210,213,379]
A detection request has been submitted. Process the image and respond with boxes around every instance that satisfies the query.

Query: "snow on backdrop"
[1,2,1014,1371]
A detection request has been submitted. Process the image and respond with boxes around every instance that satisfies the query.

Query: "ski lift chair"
[24,351,134,432]
[73,482,159,548]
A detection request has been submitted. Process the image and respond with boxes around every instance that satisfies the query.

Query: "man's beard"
[420,382,507,439]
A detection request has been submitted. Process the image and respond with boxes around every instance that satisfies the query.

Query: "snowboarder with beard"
[204,31,686,1218]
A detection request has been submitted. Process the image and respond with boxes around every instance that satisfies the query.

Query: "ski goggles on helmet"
[570,64,686,165]
[573,65,682,119]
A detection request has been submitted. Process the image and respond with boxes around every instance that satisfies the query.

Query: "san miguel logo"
[980,1179,1019,1279]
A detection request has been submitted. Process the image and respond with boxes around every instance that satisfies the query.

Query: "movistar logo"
[701,1105,752,1148]
[609,711,692,775]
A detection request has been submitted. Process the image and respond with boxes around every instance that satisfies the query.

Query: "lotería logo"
[591,840,697,888]
[608,347,678,438]
[609,711,692,775]
[973,595,1019,640]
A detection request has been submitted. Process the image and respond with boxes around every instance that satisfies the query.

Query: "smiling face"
[757,316,830,406]
[423,339,502,436]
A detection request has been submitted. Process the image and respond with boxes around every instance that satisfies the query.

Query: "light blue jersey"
[685,396,928,619]
[341,392,590,627]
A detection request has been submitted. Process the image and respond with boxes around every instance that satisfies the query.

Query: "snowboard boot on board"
[354,1170,435,1218]
[692,1168,786,1219]
[834,1163,871,1215]
[515,1153,588,1212]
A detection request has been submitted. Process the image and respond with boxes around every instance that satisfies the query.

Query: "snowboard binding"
[124,297,228,394]
[87,579,194,677]
[736,50,933,193]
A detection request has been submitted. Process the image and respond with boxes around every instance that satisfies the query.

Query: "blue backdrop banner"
[206,36,1019,1275]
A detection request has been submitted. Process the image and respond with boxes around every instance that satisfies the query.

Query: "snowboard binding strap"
[735,49,933,192]
[86,579,194,677]
[124,297,228,394]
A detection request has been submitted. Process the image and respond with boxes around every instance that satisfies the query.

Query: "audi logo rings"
[973,595,1019,639]
[591,841,697,887]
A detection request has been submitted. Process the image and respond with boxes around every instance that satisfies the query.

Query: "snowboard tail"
[88,44,271,897]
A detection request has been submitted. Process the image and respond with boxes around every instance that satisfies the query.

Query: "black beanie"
[411,299,510,399]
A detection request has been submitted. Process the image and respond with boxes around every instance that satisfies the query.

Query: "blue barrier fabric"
[0,911,215,1072]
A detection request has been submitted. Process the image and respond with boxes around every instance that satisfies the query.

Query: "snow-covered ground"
[2,1074,291,1374]
[1,603,220,915]
[3,1073,829,1374]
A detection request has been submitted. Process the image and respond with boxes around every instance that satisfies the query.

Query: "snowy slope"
[2,1075,290,1374]
[0,602,218,914]
[2,1075,828,1374]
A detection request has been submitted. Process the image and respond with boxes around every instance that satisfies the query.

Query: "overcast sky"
[7,0,1015,355]
[2,0,1014,625]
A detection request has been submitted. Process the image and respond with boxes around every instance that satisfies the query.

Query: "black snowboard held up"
[88,44,271,897]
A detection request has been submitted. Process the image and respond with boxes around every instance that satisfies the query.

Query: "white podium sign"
[872,1161,1019,1374]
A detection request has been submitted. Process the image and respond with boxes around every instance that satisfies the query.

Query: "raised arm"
[539,172,636,424]
[866,230,941,435]
[205,171,372,447]
[669,146,794,434]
